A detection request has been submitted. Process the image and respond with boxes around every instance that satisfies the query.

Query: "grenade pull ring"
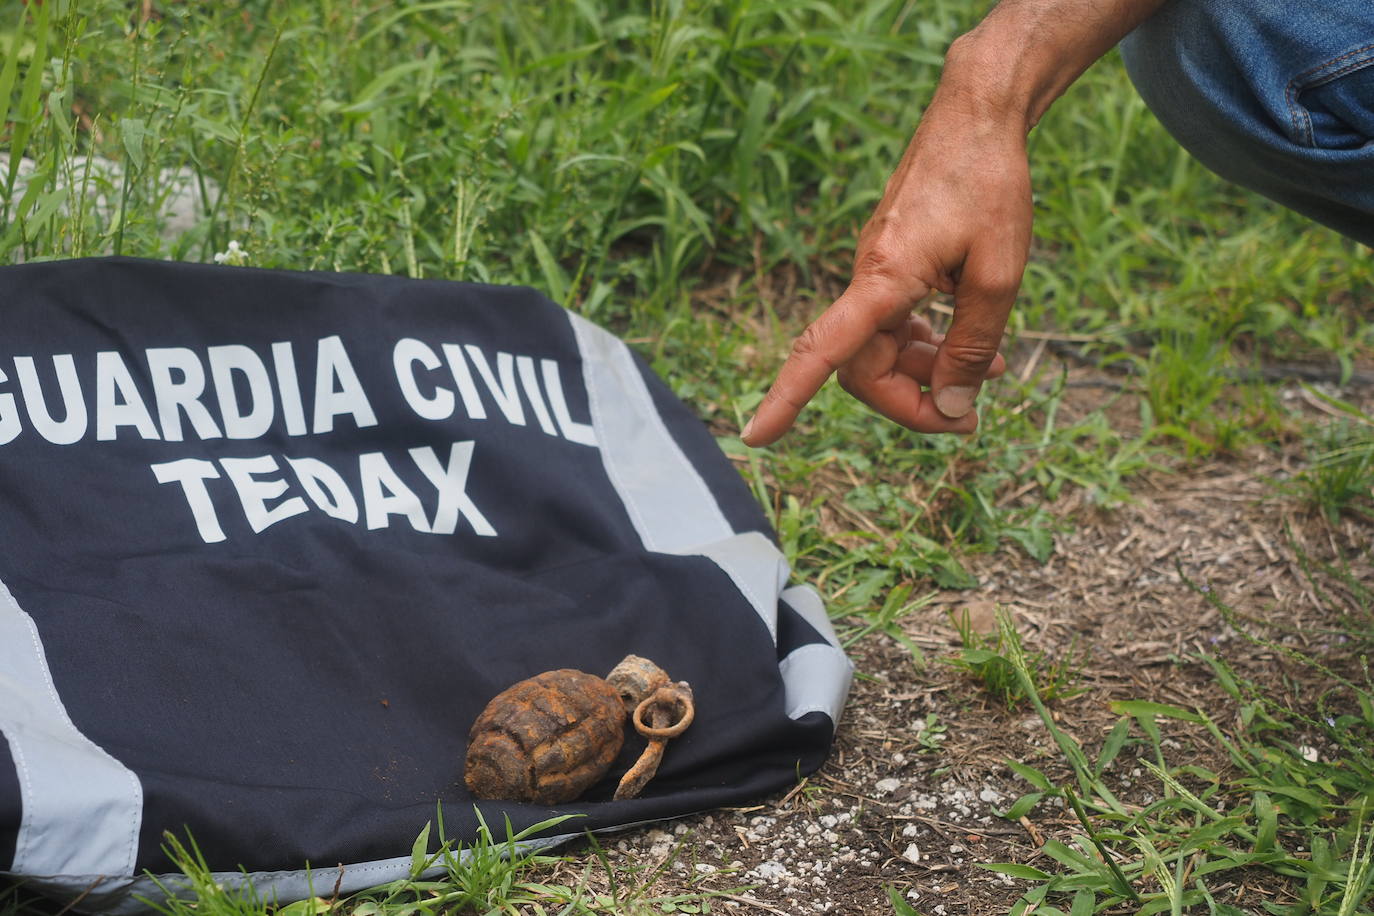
[632,684,695,738]
[613,682,695,800]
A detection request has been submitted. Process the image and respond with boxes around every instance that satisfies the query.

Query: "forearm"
[940,0,1169,131]
[742,0,1171,444]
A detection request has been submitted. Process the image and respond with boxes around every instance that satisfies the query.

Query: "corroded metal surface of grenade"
[464,655,693,805]
[463,668,625,806]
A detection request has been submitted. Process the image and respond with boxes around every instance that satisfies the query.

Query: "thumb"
[930,247,1021,419]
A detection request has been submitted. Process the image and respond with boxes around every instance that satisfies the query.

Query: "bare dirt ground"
[561,368,1374,915]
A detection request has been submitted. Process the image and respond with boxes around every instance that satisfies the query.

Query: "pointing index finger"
[742,282,922,446]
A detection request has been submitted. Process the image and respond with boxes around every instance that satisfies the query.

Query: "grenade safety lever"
[614,682,695,801]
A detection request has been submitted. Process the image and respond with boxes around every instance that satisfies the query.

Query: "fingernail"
[934,386,976,418]
[741,417,756,442]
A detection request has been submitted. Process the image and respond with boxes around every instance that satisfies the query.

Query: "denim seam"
[1284,42,1374,147]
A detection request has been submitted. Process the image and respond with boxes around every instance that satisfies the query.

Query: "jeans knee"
[1119,0,1374,245]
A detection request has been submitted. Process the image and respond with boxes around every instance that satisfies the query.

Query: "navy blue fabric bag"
[0,257,850,912]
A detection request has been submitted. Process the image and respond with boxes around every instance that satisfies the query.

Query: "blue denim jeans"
[1120,0,1374,246]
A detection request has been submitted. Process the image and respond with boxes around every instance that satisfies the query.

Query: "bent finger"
[895,335,1005,386]
[836,361,979,434]
[906,315,1006,380]
[837,332,977,434]
[894,339,939,385]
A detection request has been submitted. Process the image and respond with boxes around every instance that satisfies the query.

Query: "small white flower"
[213,240,248,266]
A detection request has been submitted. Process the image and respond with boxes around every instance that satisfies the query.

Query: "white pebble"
[753,861,788,882]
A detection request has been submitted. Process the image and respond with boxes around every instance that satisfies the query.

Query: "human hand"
[741,92,1032,446]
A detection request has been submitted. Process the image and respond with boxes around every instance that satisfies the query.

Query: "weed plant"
[947,606,1088,709]
[1287,393,1374,525]
[983,563,1374,914]
[130,811,732,916]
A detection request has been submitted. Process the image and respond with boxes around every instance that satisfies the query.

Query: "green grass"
[972,560,1374,915]
[947,606,1088,709]
[3,0,1373,913]
[1287,394,1374,525]
[132,812,734,916]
